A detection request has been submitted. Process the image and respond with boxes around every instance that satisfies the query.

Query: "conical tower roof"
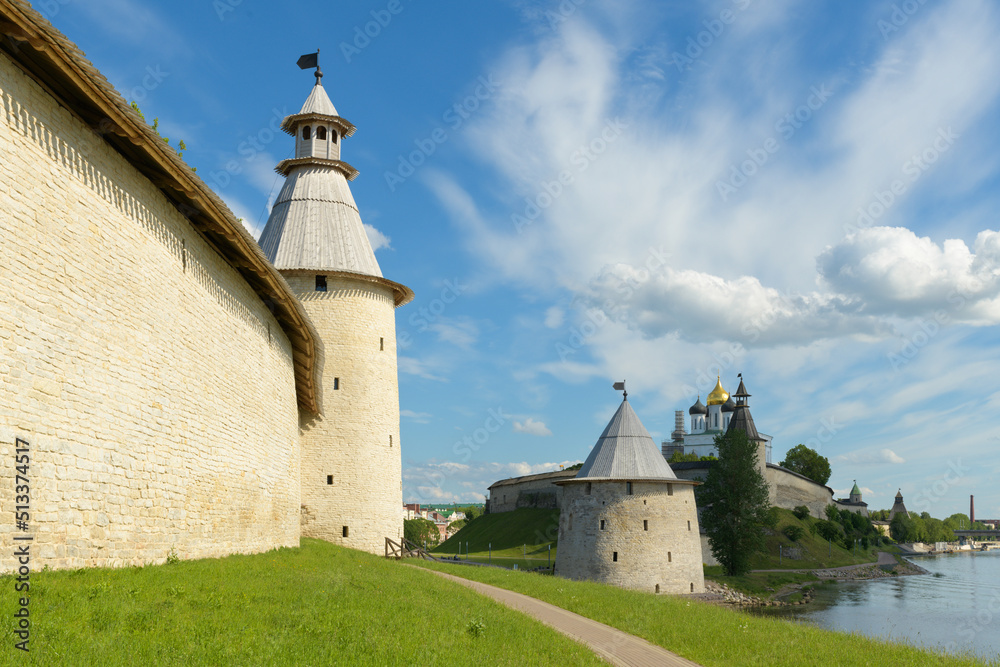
[850,481,862,496]
[575,398,678,480]
[257,80,411,305]
[299,82,339,116]
[726,377,762,441]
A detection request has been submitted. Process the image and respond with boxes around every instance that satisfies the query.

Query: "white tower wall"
[290,273,403,553]
[555,480,704,594]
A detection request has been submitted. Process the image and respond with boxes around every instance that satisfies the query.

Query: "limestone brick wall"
[488,473,572,513]
[555,480,705,594]
[285,273,402,555]
[766,467,833,518]
[0,51,301,571]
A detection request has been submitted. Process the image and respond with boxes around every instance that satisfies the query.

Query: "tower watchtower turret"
[258,61,413,554]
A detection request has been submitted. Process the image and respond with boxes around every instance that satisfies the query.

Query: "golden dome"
[706,376,729,406]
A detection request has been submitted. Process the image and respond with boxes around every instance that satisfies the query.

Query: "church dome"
[689,397,707,415]
[706,377,729,406]
[721,397,736,413]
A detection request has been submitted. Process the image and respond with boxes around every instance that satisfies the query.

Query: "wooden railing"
[385,536,436,560]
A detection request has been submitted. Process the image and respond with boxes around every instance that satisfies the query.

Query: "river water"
[758,550,1000,660]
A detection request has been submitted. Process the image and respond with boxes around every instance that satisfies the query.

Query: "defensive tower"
[555,383,704,594]
[258,60,413,554]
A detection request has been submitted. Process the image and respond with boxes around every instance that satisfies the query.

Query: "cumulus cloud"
[818,227,1000,321]
[582,264,887,347]
[364,224,392,252]
[513,418,553,436]
[835,448,906,465]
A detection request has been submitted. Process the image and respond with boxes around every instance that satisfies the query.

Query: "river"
[757,550,1000,660]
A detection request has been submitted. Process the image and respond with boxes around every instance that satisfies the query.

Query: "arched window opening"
[302,126,311,140]
[332,132,338,144]
[317,126,327,140]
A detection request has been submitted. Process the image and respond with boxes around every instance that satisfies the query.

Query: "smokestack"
[971,495,975,526]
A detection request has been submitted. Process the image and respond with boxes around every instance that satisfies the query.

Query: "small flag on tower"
[297,52,319,70]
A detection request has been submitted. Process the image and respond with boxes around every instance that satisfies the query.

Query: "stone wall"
[288,273,402,555]
[765,465,833,518]
[672,462,833,519]
[488,471,575,513]
[0,51,301,570]
[555,480,704,595]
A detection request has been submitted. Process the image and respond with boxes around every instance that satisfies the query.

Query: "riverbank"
[417,559,989,665]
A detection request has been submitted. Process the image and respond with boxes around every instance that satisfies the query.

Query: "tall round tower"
[258,68,413,554]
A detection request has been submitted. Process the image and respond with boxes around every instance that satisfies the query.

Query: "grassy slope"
[417,561,993,666]
[433,508,560,558]
[0,539,604,666]
[746,508,881,570]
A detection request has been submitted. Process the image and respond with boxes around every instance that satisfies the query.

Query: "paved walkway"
[423,568,703,667]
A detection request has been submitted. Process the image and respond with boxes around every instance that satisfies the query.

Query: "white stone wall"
[766,467,833,518]
[286,273,402,555]
[0,52,301,570]
[555,481,705,595]
[488,473,570,513]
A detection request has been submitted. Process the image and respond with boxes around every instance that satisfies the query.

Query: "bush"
[783,525,805,542]
[792,506,811,520]
[816,519,844,542]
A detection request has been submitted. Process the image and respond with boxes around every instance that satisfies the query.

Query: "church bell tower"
[257,58,413,554]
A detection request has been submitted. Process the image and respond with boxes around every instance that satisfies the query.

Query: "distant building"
[667,376,773,461]
[554,390,704,594]
[834,481,869,517]
[889,490,910,521]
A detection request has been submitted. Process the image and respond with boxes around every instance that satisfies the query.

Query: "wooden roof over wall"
[0,0,320,413]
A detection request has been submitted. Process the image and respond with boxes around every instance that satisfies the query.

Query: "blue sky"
[43,0,1000,518]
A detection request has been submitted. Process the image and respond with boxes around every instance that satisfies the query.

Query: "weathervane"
[297,49,323,84]
[613,380,627,399]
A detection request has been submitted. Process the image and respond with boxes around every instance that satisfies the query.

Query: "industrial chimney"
[971,494,975,526]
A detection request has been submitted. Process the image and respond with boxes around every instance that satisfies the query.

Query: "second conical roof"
[575,399,677,480]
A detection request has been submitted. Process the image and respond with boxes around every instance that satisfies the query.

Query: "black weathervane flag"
[297,52,319,70]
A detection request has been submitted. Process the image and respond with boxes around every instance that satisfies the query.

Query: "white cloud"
[365,224,392,252]
[402,459,581,503]
[398,357,447,382]
[835,448,906,465]
[401,410,433,424]
[583,264,888,346]
[429,318,479,349]
[544,306,565,328]
[513,418,553,436]
[817,227,1000,321]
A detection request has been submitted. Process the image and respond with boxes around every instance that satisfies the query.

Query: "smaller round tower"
[689,396,706,433]
[555,385,705,594]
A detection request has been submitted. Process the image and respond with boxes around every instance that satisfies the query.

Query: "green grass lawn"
[433,508,560,559]
[416,560,994,666]
[0,539,604,666]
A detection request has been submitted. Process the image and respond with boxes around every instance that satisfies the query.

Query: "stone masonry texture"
[286,273,404,555]
[555,481,705,595]
[0,51,301,570]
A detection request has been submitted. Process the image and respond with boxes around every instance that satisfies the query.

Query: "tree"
[404,518,439,548]
[779,444,831,484]
[698,429,772,576]
[459,505,484,522]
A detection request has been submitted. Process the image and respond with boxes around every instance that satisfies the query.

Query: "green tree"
[668,451,700,463]
[779,444,832,484]
[403,518,439,548]
[459,505,484,522]
[698,429,772,576]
